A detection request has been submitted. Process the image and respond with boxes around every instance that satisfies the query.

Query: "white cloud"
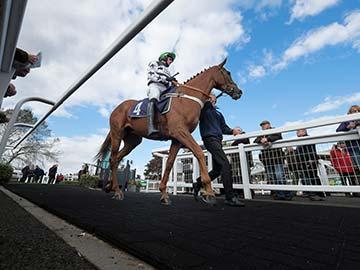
[273,10,360,71]
[306,92,360,114]
[51,132,108,175]
[248,65,266,79]
[289,0,340,23]
[283,115,341,138]
[236,0,282,10]
[236,0,282,21]
[3,0,247,116]
[3,1,247,174]
[246,49,274,79]
[98,107,110,118]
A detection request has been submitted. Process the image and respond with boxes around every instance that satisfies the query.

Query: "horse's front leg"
[172,129,216,205]
[159,140,181,205]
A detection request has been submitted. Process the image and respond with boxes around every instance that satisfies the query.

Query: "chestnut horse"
[96,58,242,205]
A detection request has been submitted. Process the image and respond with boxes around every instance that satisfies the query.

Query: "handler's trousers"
[202,136,234,200]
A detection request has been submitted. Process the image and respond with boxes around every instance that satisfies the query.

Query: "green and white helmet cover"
[159,52,176,61]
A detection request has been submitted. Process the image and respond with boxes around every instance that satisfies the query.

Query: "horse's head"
[213,58,242,100]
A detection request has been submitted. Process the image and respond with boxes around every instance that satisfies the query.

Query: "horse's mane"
[184,66,212,84]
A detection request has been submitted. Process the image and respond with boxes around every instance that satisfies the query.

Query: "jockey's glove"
[166,76,176,82]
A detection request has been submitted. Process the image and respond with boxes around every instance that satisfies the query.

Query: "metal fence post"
[0,97,55,158]
[238,143,252,199]
[161,155,167,178]
[192,158,199,183]
[173,158,178,195]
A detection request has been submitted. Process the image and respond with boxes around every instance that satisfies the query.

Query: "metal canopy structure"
[0,0,175,158]
[0,0,27,106]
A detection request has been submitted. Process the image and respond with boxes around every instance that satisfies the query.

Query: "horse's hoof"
[200,195,217,205]
[112,193,124,200]
[104,185,111,193]
[160,198,172,206]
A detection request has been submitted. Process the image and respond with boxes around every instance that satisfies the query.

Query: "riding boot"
[147,99,159,136]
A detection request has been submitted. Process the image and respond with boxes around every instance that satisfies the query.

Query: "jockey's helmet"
[159,52,176,62]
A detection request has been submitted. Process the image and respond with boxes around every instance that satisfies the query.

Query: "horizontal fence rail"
[152,113,360,199]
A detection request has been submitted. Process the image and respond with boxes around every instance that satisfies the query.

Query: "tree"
[0,108,60,166]
[143,156,162,180]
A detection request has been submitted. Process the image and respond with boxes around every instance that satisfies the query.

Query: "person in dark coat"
[294,129,324,200]
[48,164,58,184]
[254,120,293,200]
[193,94,244,207]
[21,165,30,182]
[33,165,45,183]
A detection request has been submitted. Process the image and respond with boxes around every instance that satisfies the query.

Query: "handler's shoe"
[224,196,245,207]
[193,182,202,201]
[193,177,205,201]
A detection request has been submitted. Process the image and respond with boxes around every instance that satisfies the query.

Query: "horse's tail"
[94,133,111,162]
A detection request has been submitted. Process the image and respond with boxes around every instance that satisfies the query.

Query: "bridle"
[165,67,237,108]
[218,67,236,97]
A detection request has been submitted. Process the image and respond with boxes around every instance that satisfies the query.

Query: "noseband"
[218,67,236,96]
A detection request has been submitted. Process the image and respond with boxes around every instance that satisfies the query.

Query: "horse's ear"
[219,58,227,68]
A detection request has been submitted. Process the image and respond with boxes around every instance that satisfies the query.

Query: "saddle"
[129,87,176,118]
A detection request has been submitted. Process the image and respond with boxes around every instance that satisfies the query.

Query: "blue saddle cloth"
[129,87,176,118]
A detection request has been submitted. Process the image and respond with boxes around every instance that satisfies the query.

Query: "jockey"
[147,52,176,136]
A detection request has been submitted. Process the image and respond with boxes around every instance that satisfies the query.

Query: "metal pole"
[0,97,55,157]
[12,0,175,150]
[238,143,252,199]
[1,0,28,106]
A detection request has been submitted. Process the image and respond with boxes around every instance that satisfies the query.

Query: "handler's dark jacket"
[254,131,284,166]
[199,101,232,140]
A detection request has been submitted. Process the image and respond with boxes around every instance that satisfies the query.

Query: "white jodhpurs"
[147,83,167,101]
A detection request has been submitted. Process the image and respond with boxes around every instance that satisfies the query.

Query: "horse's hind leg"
[111,133,142,200]
[109,130,124,198]
[159,140,181,205]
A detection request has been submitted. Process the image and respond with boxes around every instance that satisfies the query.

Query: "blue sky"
[4,0,360,174]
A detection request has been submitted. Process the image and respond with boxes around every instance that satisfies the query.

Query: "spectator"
[14,48,37,64]
[294,129,324,201]
[254,120,293,200]
[330,142,359,196]
[48,164,58,184]
[78,164,89,180]
[20,165,30,182]
[4,83,17,97]
[193,94,244,206]
[336,105,360,172]
[1,48,40,123]
[27,165,35,183]
[0,111,8,124]
[33,165,45,183]
[56,173,64,183]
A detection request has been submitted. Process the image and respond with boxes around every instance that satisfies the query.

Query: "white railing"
[153,113,360,199]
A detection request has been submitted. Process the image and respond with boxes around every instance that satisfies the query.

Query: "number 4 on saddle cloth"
[129,87,177,118]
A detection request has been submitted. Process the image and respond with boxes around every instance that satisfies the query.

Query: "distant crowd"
[20,164,63,184]
[246,104,360,201]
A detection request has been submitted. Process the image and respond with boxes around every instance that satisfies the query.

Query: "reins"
[173,82,212,100]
